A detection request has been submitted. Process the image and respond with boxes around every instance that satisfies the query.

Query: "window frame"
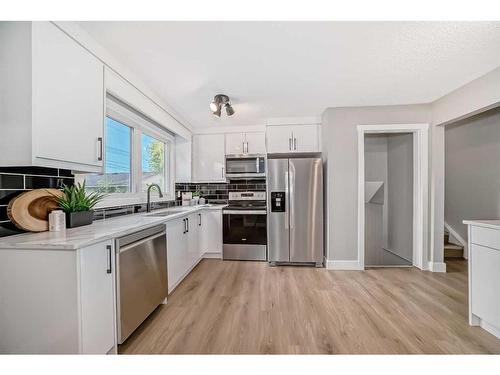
[79,96,175,208]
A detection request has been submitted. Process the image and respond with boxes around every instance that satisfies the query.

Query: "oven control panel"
[270,191,286,212]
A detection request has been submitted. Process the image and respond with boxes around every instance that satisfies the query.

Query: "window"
[85,117,132,193]
[141,134,166,192]
[80,95,174,204]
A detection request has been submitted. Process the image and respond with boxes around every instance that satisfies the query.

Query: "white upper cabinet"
[32,22,104,170]
[266,125,319,153]
[225,132,266,155]
[192,134,226,182]
[290,125,320,152]
[225,133,246,155]
[245,132,266,154]
[0,22,104,172]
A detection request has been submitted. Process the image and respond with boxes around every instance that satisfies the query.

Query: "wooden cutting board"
[7,189,63,232]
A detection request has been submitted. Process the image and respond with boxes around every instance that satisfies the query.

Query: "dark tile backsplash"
[175,179,266,204]
[0,167,266,238]
[0,167,75,238]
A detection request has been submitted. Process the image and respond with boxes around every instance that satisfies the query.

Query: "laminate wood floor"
[119,259,500,354]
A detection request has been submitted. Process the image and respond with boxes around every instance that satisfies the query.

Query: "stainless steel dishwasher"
[116,225,167,344]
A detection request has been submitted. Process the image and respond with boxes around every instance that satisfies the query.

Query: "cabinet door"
[290,125,319,152]
[197,211,206,257]
[266,126,293,153]
[200,209,223,257]
[167,217,189,293]
[471,244,500,328]
[192,134,226,181]
[245,132,266,154]
[79,240,115,354]
[225,133,246,155]
[187,213,200,267]
[175,136,192,183]
[32,22,104,169]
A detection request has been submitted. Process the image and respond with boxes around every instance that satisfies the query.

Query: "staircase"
[444,229,464,259]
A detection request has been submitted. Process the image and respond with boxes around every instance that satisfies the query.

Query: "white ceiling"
[78,21,500,129]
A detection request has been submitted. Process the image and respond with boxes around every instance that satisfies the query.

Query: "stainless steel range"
[223,191,267,261]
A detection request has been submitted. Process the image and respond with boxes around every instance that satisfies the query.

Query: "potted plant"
[52,182,106,228]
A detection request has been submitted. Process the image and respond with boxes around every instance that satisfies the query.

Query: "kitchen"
[1,8,500,371]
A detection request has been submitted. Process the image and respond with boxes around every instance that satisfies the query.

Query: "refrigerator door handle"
[284,171,289,230]
[289,163,295,229]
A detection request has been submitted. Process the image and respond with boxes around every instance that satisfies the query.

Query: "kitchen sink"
[145,206,193,217]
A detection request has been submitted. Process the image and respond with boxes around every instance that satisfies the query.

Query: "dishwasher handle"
[118,231,166,253]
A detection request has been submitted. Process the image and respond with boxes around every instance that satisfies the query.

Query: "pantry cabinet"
[0,21,105,172]
[192,134,226,182]
[266,124,320,153]
[225,132,266,155]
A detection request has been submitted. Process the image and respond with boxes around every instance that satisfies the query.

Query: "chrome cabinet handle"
[294,138,297,151]
[187,218,189,233]
[289,138,292,151]
[222,167,225,178]
[198,213,201,226]
[183,218,186,234]
[97,137,103,161]
[106,245,112,274]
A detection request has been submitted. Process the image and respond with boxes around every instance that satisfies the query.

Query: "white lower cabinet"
[0,239,116,354]
[187,213,200,267]
[199,209,223,258]
[166,215,190,293]
[466,222,500,339]
[166,209,223,293]
[79,240,116,354]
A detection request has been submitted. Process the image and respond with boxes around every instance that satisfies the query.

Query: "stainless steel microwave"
[225,155,266,179]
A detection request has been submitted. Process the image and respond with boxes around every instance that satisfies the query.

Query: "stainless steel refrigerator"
[267,155,324,266]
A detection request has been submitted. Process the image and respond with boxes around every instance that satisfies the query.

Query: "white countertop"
[463,220,500,230]
[0,204,226,251]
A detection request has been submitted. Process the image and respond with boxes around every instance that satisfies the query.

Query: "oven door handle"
[223,210,267,215]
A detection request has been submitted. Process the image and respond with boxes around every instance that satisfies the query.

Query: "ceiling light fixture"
[210,94,235,118]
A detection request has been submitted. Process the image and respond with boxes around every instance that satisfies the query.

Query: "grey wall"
[445,106,500,242]
[387,133,413,262]
[321,104,431,262]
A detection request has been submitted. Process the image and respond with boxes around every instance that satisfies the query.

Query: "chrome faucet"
[146,183,164,212]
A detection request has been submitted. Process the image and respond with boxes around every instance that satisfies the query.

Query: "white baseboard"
[427,261,447,273]
[325,260,363,270]
[479,318,500,339]
[444,221,468,259]
[203,252,222,259]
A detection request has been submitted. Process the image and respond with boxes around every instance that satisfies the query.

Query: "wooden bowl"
[7,189,63,232]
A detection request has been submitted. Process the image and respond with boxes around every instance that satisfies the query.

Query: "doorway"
[357,124,429,270]
[364,133,413,267]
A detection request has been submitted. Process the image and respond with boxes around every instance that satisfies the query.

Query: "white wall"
[445,107,500,241]
[321,105,431,262]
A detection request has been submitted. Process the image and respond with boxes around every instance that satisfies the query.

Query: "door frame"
[357,123,429,270]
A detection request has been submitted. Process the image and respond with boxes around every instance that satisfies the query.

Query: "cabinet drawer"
[471,226,500,250]
[470,244,500,328]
